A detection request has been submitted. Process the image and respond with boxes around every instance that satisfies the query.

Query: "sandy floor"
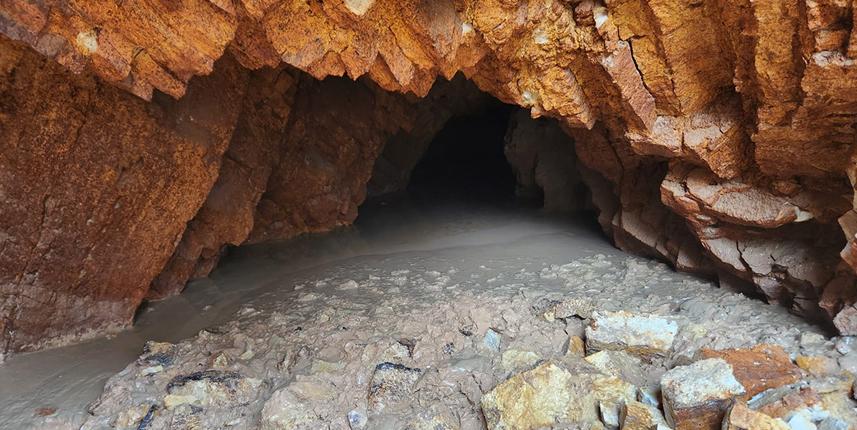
[0,199,834,429]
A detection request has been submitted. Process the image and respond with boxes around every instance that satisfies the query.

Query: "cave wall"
[0,38,249,354]
[2,0,857,353]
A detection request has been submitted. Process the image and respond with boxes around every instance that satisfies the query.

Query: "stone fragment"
[566,335,585,357]
[593,375,637,429]
[483,329,501,352]
[480,361,600,429]
[699,344,801,397]
[347,409,367,429]
[723,400,789,430]
[621,400,669,430]
[500,349,541,372]
[749,383,822,419]
[368,362,422,413]
[796,355,841,376]
[786,412,816,430]
[163,371,262,411]
[661,358,746,430]
[260,388,322,430]
[541,297,595,321]
[586,311,678,357]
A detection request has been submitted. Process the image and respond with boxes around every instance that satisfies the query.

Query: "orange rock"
[699,344,802,398]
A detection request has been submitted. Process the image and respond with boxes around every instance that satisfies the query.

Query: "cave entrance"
[364,79,589,215]
[405,103,519,205]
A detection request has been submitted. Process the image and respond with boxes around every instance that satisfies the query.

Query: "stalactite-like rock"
[3,0,857,353]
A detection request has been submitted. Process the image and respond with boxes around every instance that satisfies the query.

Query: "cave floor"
[0,198,838,429]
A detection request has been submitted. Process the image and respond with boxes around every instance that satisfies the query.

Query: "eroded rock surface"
[2,0,857,351]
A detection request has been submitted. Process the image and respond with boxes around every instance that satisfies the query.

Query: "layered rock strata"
[2,0,857,352]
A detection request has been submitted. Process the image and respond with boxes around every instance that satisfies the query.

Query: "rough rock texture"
[3,0,857,350]
[0,38,249,354]
[503,110,584,211]
[147,67,298,299]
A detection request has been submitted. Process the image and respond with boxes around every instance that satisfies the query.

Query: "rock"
[723,401,789,430]
[834,337,855,355]
[585,311,678,357]
[796,356,841,376]
[565,335,586,357]
[786,411,818,430]
[698,344,801,397]
[260,388,322,430]
[480,361,600,429]
[620,400,669,430]
[661,358,746,430]
[483,329,501,352]
[593,375,637,429]
[163,370,262,411]
[347,409,367,429]
[748,383,822,419]
[368,362,422,413]
[5,0,857,354]
[500,350,541,372]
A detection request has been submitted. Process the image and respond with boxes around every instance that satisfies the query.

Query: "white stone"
[586,311,678,356]
[344,0,374,16]
[661,358,745,410]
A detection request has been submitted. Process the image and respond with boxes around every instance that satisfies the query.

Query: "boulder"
[661,358,746,430]
[698,344,801,397]
[585,311,678,357]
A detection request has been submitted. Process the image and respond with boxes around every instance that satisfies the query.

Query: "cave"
[3,1,857,428]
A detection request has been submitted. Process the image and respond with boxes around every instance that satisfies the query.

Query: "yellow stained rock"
[481,361,599,429]
[621,400,669,430]
[722,401,789,430]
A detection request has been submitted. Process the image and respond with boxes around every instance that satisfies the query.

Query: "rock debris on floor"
[59,254,857,430]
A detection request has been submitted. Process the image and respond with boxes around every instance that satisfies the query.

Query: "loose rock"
[586,311,678,357]
[661,358,745,430]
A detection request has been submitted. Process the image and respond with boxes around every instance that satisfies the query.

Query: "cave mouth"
[0,64,843,430]
[404,103,521,206]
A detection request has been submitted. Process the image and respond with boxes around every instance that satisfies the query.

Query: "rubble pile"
[66,255,857,430]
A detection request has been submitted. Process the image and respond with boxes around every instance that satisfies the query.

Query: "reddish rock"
[0,37,247,354]
[699,345,802,398]
[147,67,299,299]
[661,358,746,430]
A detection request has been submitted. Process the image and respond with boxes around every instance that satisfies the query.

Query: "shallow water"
[0,198,824,428]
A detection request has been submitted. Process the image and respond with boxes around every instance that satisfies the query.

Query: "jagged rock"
[594,375,637,429]
[0,37,248,354]
[480,361,599,429]
[367,362,422,413]
[565,335,586,358]
[723,401,790,430]
[585,311,678,357]
[796,355,842,377]
[500,349,541,372]
[698,345,802,397]
[620,400,669,430]
[661,358,746,430]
